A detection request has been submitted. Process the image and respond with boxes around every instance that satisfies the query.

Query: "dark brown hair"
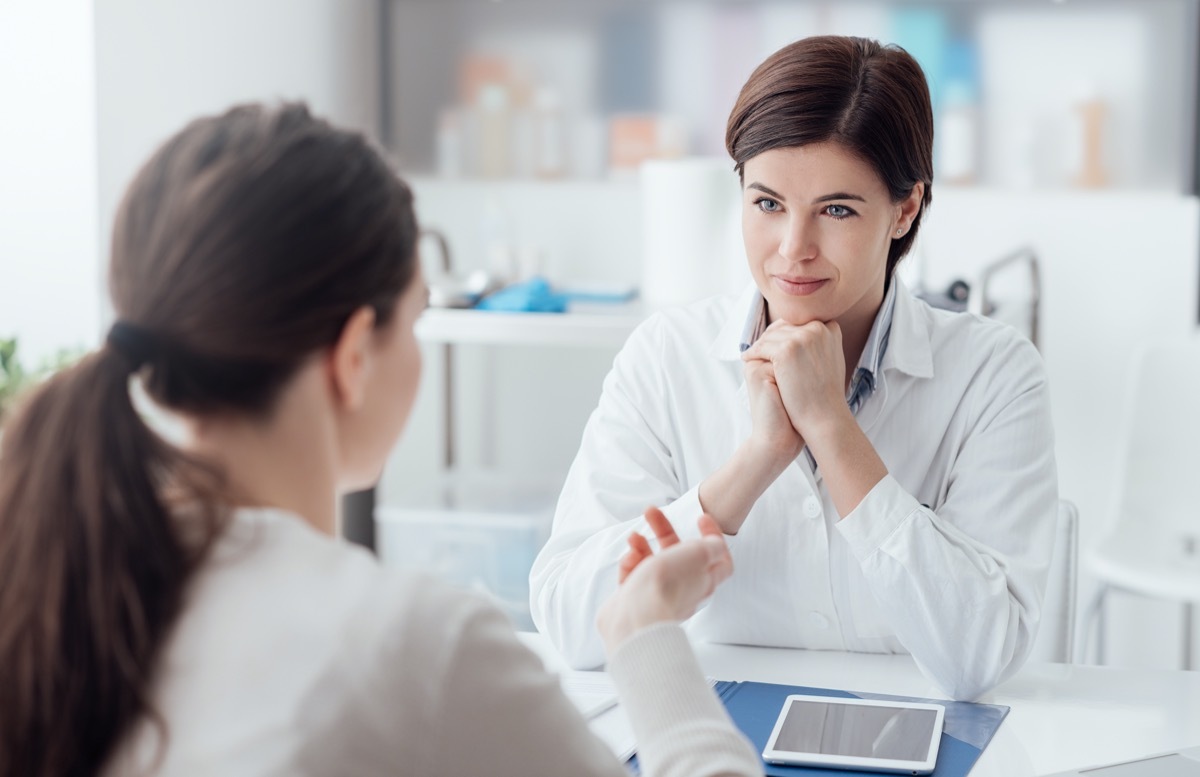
[726,35,934,281]
[0,103,418,776]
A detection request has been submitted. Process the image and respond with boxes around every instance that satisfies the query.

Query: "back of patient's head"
[0,102,418,777]
[725,34,934,281]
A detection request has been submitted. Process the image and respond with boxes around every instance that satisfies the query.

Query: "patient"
[0,103,759,777]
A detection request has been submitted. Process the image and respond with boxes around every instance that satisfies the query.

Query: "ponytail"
[0,100,420,776]
[0,346,226,776]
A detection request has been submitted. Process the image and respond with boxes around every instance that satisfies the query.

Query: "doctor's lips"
[772,274,829,296]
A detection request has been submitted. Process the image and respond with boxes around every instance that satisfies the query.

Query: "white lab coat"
[530,280,1058,701]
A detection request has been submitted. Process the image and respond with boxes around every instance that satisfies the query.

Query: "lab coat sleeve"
[836,334,1058,701]
[529,315,708,669]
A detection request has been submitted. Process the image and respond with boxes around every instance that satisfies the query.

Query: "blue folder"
[627,680,1007,776]
[710,680,1009,777]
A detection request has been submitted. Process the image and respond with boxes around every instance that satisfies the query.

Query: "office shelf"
[415,303,646,348]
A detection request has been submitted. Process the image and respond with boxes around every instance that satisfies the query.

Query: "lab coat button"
[802,496,821,518]
[809,612,830,630]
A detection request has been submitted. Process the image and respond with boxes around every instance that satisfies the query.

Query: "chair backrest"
[1116,338,1200,534]
[1030,499,1078,664]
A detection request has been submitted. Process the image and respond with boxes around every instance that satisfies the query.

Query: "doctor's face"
[741,142,904,329]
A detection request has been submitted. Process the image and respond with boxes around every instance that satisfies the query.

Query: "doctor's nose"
[778,217,818,263]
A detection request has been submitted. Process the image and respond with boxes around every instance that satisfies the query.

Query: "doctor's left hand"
[741,319,850,443]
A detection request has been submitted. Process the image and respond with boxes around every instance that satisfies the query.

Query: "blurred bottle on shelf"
[436,108,464,179]
[570,113,608,180]
[1071,84,1109,188]
[477,84,511,179]
[935,40,980,186]
[608,115,686,178]
[531,88,566,180]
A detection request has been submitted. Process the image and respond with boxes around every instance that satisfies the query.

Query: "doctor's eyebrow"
[747,182,785,200]
[812,191,866,204]
[745,182,867,205]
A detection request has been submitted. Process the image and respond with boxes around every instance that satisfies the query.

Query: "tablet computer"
[762,694,945,775]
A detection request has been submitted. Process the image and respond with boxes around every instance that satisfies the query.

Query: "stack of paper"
[559,671,637,762]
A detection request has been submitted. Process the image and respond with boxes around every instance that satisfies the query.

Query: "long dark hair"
[726,35,934,282]
[0,103,419,777]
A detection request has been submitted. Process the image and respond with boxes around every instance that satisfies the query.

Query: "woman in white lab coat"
[0,103,759,777]
[531,35,1058,701]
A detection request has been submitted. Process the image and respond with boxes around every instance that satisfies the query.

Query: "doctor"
[530,35,1058,701]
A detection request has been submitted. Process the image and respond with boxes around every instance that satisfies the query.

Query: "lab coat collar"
[708,278,935,381]
[883,279,935,380]
[709,282,762,361]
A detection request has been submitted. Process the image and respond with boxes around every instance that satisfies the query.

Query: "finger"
[617,550,639,584]
[697,522,734,581]
[619,532,653,582]
[743,359,778,385]
[696,513,724,539]
[643,506,681,549]
[628,531,653,557]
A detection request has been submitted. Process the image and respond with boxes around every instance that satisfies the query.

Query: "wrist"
[742,435,800,476]
[597,595,674,654]
[800,401,855,451]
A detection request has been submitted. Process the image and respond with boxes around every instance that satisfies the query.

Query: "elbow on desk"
[529,578,607,670]
[923,639,1031,702]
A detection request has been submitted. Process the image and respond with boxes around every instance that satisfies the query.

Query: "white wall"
[0,1,100,363]
[94,0,381,303]
[915,188,1200,669]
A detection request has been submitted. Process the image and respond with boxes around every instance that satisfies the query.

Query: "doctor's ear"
[893,182,925,236]
[327,306,377,411]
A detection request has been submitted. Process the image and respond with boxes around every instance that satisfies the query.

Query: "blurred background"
[2,0,1199,672]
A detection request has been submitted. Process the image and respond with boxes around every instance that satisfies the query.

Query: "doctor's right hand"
[743,358,804,463]
[596,507,733,653]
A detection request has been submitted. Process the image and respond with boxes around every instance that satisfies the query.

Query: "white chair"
[1078,338,1200,669]
[1030,500,1079,664]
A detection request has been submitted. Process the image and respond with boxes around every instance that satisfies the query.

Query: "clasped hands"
[740,318,852,463]
[596,321,855,652]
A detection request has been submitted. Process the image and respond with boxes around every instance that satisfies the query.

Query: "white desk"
[520,633,1200,776]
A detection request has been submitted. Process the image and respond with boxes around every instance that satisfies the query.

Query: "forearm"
[803,406,887,519]
[838,477,1054,700]
[698,440,792,534]
[608,624,761,777]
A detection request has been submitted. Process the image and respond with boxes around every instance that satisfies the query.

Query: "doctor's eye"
[823,204,857,220]
[754,197,782,214]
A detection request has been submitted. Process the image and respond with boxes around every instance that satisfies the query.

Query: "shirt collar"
[856,279,897,380]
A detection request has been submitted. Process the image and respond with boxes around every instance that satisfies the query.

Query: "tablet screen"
[772,699,940,761]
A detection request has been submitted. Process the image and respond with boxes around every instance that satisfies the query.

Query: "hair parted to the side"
[725,35,934,282]
[0,102,419,777]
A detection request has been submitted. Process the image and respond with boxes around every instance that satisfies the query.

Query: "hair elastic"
[105,321,157,372]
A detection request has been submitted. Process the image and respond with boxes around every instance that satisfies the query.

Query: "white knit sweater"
[104,507,759,776]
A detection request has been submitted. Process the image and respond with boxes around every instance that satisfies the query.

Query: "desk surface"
[520,633,1200,776]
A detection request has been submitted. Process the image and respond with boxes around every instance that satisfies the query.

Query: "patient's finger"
[644,506,681,548]
[618,532,653,583]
